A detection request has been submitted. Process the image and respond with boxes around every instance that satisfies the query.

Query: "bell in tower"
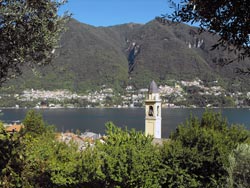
[145,80,162,138]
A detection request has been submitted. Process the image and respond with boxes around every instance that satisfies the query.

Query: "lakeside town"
[1,78,250,109]
[3,121,104,151]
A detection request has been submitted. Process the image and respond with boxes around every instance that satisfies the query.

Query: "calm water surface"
[1,108,249,138]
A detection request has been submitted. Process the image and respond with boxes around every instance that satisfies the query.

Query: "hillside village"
[1,78,249,108]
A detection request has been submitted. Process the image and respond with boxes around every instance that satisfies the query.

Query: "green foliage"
[79,122,164,188]
[3,110,81,188]
[161,110,250,187]
[77,145,105,187]
[0,0,69,84]
[3,18,250,94]
[0,122,25,188]
[161,140,200,188]
[1,110,250,187]
[22,132,80,188]
[227,143,250,188]
[22,110,47,136]
[183,86,235,107]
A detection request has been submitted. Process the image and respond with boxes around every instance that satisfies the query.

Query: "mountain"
[3,18,250,93]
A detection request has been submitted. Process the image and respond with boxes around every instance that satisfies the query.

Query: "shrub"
[227,143,250,188]
[161,110,250,187]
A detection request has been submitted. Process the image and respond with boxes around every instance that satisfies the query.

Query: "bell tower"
[145,80,161,138]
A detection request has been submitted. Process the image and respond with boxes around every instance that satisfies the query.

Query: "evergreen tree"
[22,110,46,135]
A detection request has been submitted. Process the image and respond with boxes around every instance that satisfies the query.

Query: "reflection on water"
[0,108,249,138]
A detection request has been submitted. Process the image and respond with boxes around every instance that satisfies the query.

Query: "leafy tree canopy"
[0,0,69,84]
[227,143,250,188]
[0,122,25,187]
[79,122,165,188]
[1,111,250,187]
[166,0,250,73]
[161,110,250,187]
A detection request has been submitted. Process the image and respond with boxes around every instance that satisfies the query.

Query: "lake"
[1,108,250,138]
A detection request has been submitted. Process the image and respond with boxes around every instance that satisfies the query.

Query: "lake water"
[1,108,250,138]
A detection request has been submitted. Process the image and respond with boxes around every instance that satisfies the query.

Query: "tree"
[160,111,250,187]
[160,140,201,187]
[0,122,25,187]
[226,143,250,188]
[22,131,80,188]
[165,0,250,73]
[0,0,69,84]
[78,122,165,188]
[22,110,46,135]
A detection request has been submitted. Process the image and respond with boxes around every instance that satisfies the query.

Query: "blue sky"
[59,0,177,26]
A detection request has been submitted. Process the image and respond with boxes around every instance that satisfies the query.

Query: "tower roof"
[148,80,159,93]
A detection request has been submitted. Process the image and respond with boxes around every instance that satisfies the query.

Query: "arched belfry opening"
[149,106,154,116]
[145,80,162,138]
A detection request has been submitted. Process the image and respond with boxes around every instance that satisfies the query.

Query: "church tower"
[145,80,162,138]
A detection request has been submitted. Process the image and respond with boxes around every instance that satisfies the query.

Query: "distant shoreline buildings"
[0,78,250,108]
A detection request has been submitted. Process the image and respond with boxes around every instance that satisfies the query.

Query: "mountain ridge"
[2,18,250,93]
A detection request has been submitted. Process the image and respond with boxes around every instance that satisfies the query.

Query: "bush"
[79,122,165,188]
[160,110,250,187]
[227,143,250,188]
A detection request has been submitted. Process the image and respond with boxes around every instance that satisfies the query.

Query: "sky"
[59,0,177,27]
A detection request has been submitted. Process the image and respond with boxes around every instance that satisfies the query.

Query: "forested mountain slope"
[4,18,250,92]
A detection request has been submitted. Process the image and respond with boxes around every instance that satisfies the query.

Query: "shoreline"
[0,106,250,110]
